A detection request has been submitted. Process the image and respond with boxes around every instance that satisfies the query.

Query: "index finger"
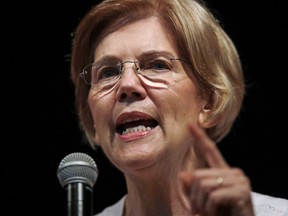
[189,123,228,168]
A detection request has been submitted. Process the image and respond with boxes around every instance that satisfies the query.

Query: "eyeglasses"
[80,52,188,90]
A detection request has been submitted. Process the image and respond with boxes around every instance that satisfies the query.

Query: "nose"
[115,65,147,102]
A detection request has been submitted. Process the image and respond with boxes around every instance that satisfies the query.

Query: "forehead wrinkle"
[94,17,178,61]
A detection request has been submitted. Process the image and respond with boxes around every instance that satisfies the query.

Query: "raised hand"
[178,123,254,216]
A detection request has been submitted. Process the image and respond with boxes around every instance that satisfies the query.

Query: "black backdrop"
[2,0,288,215]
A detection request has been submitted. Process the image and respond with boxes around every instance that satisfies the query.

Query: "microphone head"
[57,152,98,188]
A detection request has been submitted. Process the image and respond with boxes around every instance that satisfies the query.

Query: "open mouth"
[116,119,158,135]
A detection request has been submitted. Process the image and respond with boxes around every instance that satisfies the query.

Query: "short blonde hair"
[70,0,245,147]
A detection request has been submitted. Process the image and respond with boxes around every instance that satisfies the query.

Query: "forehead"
[94,16,178,60]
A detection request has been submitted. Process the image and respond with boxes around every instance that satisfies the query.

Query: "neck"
[124,179,190,216]
[123,147,198,216]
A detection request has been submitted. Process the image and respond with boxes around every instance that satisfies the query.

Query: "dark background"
[2,0,287,215]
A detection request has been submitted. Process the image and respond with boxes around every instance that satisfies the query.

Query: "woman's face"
[88,16,207,171]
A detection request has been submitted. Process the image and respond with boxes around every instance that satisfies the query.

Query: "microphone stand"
[66,182,93,216]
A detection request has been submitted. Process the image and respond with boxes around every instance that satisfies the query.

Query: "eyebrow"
[94,50,176,64]
[137,50,176,59]
[93,55,120,65]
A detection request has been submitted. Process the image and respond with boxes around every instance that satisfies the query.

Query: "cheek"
[88,91,115,145]
[167,80,201,107]
[163,81,203,122]
[88,91,113,128]
[88,92,98,121]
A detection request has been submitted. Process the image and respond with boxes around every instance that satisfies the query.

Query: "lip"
[116,111,157,126]
[115,110,159,141]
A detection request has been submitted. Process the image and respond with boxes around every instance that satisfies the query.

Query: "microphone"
[57,152,98,216]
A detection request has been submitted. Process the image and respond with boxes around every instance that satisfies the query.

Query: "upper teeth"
[122,125,152,135]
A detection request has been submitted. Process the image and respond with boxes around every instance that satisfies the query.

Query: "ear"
[198,103,217,128]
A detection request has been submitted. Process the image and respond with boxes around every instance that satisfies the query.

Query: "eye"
[93,63,121,82]
[142,58,172,73]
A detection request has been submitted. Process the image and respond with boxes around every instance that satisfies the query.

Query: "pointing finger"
[189,123,228,168]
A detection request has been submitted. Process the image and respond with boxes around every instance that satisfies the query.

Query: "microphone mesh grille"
[57,152,98,188]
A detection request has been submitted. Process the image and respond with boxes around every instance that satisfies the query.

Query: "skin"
[88,16,254,216]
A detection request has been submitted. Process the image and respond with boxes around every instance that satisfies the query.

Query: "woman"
[70,0,288,215]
